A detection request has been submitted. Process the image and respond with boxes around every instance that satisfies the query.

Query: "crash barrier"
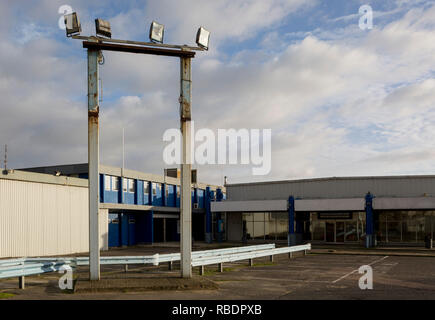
[0,244,278,287]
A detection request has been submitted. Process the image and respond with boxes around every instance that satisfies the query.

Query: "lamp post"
[65,12,209,280]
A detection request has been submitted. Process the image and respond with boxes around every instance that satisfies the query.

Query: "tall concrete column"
[87,48,100,281]
[180,55,192,278]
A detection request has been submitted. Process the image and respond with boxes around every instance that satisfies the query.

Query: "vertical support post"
[199,265,204,276]
[270,255,274,262]
[249,258,254,266]
[205,187,212,243]
[19,276,25,289]
[168,261,173,271]
[365,192,374,248]
[88,48,100,281]
[124,264,128,272]
[288,196,295,246]
[180,54,192,278]
[218,263,223,272]
[163,218,167,243]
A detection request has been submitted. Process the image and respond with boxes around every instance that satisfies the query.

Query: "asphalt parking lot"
[1,249,434,300]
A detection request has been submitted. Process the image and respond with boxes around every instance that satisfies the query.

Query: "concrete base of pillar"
[366,235,374,248]
[205,233,212,244]
[288,233,297,246]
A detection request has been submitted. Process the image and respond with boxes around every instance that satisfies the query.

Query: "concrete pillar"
[87,48,100,281]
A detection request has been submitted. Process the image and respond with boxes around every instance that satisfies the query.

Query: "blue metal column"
[216,188,224,243]
[365,192,374,248]
[205,187,212,243]
[145,210,154,244]
[288,196,296,246]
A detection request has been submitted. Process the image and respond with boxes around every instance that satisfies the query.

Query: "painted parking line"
[331,256,389,284]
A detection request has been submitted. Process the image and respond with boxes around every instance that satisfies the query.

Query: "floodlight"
[149,21,164,43]
[196,27,210,50]
[64,12,81,37]
[95,18,111,38]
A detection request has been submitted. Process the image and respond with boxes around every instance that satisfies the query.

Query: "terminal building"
[212,175,435,247]
[2,166,434,258]
[0,164,225,258]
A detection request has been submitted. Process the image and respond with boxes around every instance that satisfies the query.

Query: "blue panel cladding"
[197,189,205,209]
[128,214,136,245]
[135,211,154,243]
[99,174,105,203]
[136,180,143,205]
[152,183,163,206]
[191,188,196,207]
[205,187,212,234]
[176,185,180,207]
[167,184,176,207]
[108,213,120,247]
[120,213,129,246]
[162,183,166,207]
[216,188,223,202]
[143,181,150,205]
[123,179,135,204]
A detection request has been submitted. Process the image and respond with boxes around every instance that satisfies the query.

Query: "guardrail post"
[218,263,223,272]
[270,255,274,262]
[19,276,25,289]
[249,258,253,267]
[124,264,128,272]
[168,261,173,271]
[199,265,204,276]
[289,252,293,259]
[304,250,307,256]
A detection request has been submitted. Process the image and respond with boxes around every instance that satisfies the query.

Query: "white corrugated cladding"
[226,176,435,201]
[0,172,108,258]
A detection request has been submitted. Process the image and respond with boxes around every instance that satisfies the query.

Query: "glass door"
[336,221,345,242]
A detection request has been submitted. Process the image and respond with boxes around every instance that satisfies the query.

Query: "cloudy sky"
[1,0,435,185]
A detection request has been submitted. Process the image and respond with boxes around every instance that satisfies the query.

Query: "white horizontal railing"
[192,244,311,267]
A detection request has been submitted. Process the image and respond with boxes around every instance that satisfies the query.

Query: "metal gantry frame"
[78,36,202,280]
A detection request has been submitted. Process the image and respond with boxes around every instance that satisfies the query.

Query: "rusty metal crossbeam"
[83,41,195,58]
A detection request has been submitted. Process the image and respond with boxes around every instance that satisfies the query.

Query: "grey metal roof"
[225,175,435,200]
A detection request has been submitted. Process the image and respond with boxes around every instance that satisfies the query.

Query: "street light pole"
[88,47,100,281]
[180,54,192,278]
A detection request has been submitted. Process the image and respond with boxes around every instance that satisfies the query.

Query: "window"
[152,183,157,195]
[128,179,135,193]
[111,176,119,191]
[144,181,149,194]
[123,178,128,192]
[104,175,111,191]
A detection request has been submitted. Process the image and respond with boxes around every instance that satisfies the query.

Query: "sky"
[1,0,435,185]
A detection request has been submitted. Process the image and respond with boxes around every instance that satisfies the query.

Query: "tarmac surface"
[1,243,434,300]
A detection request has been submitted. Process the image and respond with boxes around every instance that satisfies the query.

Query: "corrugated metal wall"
[227,176,435,201]
[0,177,107,258]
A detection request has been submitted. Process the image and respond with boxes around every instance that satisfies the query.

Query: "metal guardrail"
[0,261,69,279]
[0,244,276,267]
[0,243,309,285]
[191,243,311,267]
